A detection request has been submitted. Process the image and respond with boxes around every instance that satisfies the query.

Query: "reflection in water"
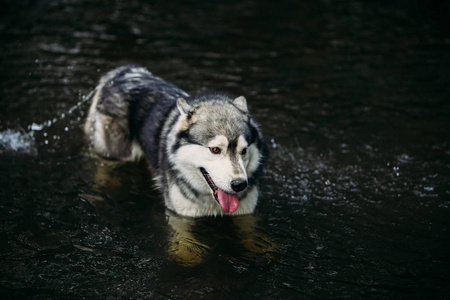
[84,157,278,268]
[167,213,278,267]
[1,0,449,298]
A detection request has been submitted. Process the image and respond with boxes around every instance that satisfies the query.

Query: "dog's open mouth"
[200,167,239,213]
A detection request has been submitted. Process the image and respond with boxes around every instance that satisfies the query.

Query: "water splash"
[0,129,36,155]
[0,89,96,155]
[26,88,96,133]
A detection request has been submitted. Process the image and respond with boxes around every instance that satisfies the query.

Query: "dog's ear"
[176,98,197,130]
[176,98,192,116]
[233,96,248,114]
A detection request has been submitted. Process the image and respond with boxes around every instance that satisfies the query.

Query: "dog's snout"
[231,179,248,192]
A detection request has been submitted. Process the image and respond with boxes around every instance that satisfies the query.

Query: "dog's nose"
[231,180,247,192]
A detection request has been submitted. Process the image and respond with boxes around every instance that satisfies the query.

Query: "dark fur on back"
[85,65,188,161]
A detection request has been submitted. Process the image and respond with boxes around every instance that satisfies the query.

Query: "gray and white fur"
[85,65,268,217]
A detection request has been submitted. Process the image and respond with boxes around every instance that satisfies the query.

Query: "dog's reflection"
[84,158,278,267]
[166,211,278,266]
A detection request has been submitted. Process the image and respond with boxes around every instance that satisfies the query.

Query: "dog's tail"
[84,65,144,161]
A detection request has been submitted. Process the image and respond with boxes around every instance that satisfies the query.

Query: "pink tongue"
[216,188,240,213]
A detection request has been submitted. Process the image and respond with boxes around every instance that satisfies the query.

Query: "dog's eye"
[210,147,221,154]
[241,148,247,155]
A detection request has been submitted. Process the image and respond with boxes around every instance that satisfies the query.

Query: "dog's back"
[84,65,189,161]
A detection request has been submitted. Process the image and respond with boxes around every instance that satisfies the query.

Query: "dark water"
[1,0,450,298]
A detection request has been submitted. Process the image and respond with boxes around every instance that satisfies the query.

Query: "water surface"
[1,0,449,298]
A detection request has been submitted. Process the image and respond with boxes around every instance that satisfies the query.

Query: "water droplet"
[64,127,69,132]
[325,180,331,185]
[29,123,44,131]
[270,139,277,149]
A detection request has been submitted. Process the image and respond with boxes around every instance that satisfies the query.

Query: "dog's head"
[171,95,264,213]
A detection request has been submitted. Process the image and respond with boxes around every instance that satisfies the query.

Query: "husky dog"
[85,65,268,217]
